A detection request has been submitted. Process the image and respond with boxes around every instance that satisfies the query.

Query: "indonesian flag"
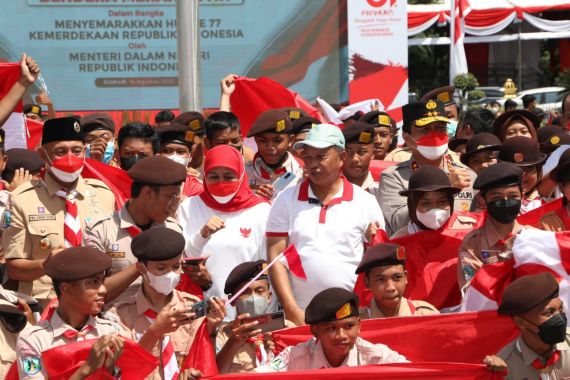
[281,244,308,280]
[180,319,219,376]
[229,76,325,137]
[81,158,132,210]
[449,0,471,82]
[462,229,570,318]
[369,160,397,182]
[0,62,28,149]
[516,197,564,228]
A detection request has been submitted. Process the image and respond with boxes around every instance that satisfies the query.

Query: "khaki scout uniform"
[15,310,123,379]
[84,203,182,307]
[110,287,203,379]
[2,173,115,303]
[0,189,10,262]
[457,219,526,289]
[215,319,295,373]
[497,329,570,380]
[385,147,412,163]
[359,298,439,319]
[256,336,408,372]
[0,322,19,378]
[377,151,476,235]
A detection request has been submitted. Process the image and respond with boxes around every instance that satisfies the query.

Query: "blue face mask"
[447,120,458,137]
[86,141,115,165]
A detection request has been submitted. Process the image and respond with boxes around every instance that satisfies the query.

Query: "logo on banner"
[367,0,397,7]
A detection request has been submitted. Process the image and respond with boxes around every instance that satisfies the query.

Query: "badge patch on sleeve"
[269,352,289,371]
[21,356,41,375]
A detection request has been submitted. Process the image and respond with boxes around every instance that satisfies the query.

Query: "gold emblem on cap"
[31,105,40,114]
[513,152,524,163]
[289,111,300,119]
[310,123,318,129]
[335,303,352,320]
[378,115,390,126]
[190,119,200,131]
[477,145,486,150]
[358,132,372,144]
[40,237,51,250]
[73,122,81,133]
[426,100,437,110]
[437,92,450,103]
[185,131,195,142]
[551,136,561,145]
[396,246,406,261]
[276,119,286,132]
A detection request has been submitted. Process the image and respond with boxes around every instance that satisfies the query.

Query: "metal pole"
[176,0,201,112]
[518,22,522,91]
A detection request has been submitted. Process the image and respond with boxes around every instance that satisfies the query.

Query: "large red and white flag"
[449,0,471,82]
[0,62,28,149]
[462,229,570,317]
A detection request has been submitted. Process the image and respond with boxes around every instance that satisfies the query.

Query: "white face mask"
[416,208,450,230]
[50,166,83,183]
[167,154,190,168]
[145,267,180,295]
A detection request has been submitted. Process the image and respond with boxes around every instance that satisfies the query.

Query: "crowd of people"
[0,54,568,379]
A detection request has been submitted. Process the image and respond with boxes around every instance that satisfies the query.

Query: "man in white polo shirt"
[266,124,385,326]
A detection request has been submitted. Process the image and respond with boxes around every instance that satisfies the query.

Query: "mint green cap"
[292,123,345,150]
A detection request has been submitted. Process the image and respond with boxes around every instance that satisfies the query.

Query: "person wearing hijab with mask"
[540,149,570,231]
[391,166,477,238]
[377,100,476,235]
[216,260,294,373]
[492,109,540,142]
[2,117,115,307]
[111,227,226,380]
[498,137,547,214]
[177,145,270,314]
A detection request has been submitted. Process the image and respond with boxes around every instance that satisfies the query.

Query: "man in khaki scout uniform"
[84,155,187,307]
[355,243,439,319]
[111,227,226,380]
[3,117,115,306]
[256,288,408,372]
[16,247,125,379]
[483,273,570,379]
[457,162,527,290]
[377,100,475,236]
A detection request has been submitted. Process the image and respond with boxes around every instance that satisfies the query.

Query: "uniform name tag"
[29,214,56,221]
[107,251,125,258]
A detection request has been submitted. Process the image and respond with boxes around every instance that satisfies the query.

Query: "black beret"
[305,288,359,324]
[498,136,546,167]
[550,149,570,182]
[280,107,308,121]
[399,166,460,196]
[460,133,502,165]
[540,132,570,155]
[128,155,187,185]
[159,122,194,148]
[45,247,111,281]
[131,227,185,261]
[355,243,406,274]
[224,260,267,296]
[402,100,449,133]
[498,272,559,315]
[81,113,115,134]
[23,104,42,117]
[5,148,43,173]
[171,112,205,136]
[41,117,84,145]
[420,85,456,106]
[291,116,319,135]
[247,109,292,137]
[359,111,395,129]
[342,122,374,145]
[473,162,523,191]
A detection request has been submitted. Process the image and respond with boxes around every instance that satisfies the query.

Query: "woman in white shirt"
[178,145,270,303]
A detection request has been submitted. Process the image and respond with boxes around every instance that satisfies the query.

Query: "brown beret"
[305,287,359,324]
[291,116,319,135]
[281,107,308,121]
[131,227,185,261]
[81,113,115,134]
[171,112,205,136]
[224,260,267,296]
[159,122,194,148]
[550,149,570,182]
[45,247,111,281]
[359,111,395,129]
[538,125,565,153]
[355,243,406,274]
[128,155,187,185]
[420,85,456,106]
[492,110,540,138]
[247,109,292,137]
[540,132,570,155]
[473,162,522,191]
[342,122,375,145]
[23,104,42,117]
[498,272,559,315]
[498,136,546,167]
[5,148,43,173]
[399,166,460,196]
[460,133,502,165]
[448,137,468,153]
[42,117,84,145]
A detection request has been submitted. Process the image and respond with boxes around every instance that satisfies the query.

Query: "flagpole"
[225,252,285,306]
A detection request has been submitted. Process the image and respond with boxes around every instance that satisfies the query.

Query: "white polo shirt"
[266,177,385,309]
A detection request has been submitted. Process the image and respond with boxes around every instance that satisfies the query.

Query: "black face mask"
[486,198,521,224]
[120,155,141,170]
[524,312,568,345]
[0,311,27,333]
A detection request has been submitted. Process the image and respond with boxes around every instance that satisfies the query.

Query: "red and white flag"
[281,244,308,281]
[462,229,570,317]
[449,0,471,82]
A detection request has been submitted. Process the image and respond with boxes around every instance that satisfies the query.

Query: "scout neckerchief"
[247,333,274,367]
[144,308,179,380]
[119,206,142,238]
[54,189,82,247]
[251,153,288,181]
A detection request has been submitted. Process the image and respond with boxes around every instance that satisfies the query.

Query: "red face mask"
[207,181,240,204]
[51,154,84,173]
